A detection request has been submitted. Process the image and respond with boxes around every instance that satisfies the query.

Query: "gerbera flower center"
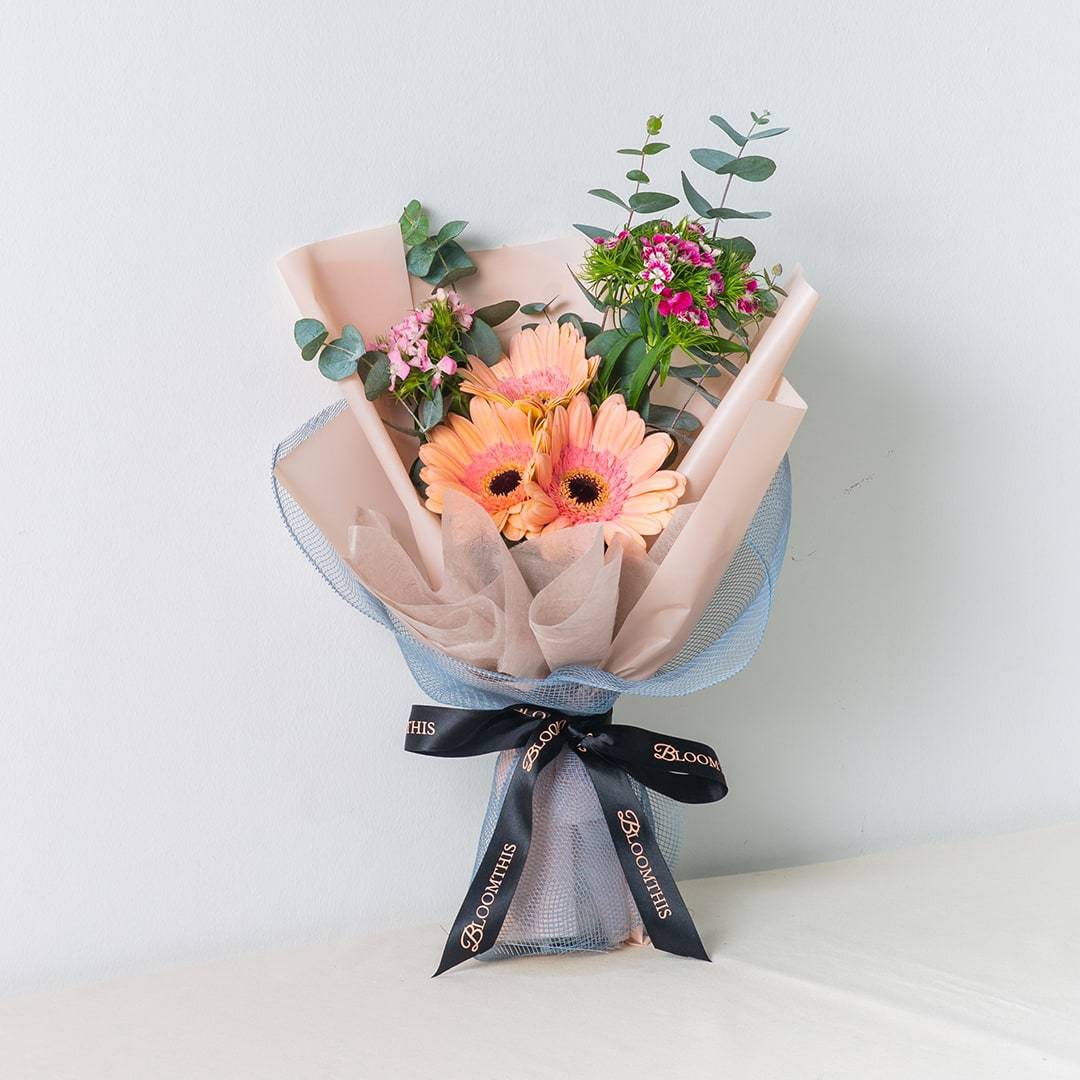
[563,469,607,509]
[486,467,523,497]
[548,446,631,524]
[459,440,534,511]
[496,369,572,404]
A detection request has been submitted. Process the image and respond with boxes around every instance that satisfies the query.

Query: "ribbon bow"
[405,702,728,976]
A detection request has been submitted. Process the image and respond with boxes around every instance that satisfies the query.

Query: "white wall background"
[3,0,1079,994]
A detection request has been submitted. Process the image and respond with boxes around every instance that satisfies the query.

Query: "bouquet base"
[474,745,683,960]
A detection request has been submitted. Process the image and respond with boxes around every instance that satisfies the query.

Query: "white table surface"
[2,823,1077,1079]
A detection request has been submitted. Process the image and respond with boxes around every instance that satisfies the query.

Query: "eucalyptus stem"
[625,143,646,231]
[711,117,761,239]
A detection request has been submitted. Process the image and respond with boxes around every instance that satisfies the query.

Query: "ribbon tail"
[431,727,564,976]
[584,757,710,962]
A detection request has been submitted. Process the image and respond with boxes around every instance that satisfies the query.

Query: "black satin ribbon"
[405,702,728,976]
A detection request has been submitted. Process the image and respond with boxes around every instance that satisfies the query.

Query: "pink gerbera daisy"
[417,398,535,541]
[460,322,598,419]
[521,394,686,549]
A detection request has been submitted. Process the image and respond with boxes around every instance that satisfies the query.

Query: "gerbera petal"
[624,432,673,483]
[419,400,536,539]
[529,393,686,548]
[567,393,593,446]
[627,471,683,497]
[466,324,593,418]
[621,491,681,515]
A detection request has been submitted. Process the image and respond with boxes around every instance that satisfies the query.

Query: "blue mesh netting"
[273,400,791,958]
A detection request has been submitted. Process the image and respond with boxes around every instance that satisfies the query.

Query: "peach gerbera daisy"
[418,398,535,541]
[460,322,598,419]
[521,394,686,549]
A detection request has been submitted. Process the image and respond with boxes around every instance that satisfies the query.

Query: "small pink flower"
[658,290,694,317]
[388,347,410,388]
[450,292,475,329]
[745,278,759,293]
[431,354,458,387]
[413,339,432,371]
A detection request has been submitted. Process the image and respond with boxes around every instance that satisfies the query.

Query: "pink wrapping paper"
[275,225,814,680]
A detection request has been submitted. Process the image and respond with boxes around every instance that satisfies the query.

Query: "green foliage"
[460,317,502,365]
[294,318,326,348]
[363,351,391,399]
[574,224,614,241]
[473,300,519,327]
[680,172,713,217]
[398,200,428,246]
[589,188,630,211]
[707,207,771,220]
[317,324,365,381]
[569,269,607,312]
[628,191,679,213]
[557,312,585,337]
[419,394,444,432]
[709,115,747,147]
[690,147,736,172]
[399,199,477,289]
[750,126,789,140]
[588,116,679,231]
[421,240,476,286]
[643,403,702,435]
[713,155,776,182]
[432,219,467,247]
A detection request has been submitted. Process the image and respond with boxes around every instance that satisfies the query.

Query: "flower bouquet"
[273,112,817,974]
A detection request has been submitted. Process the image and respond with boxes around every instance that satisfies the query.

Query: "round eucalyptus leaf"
[362,351,391,399]
[406,238,440,277]
[432,219,468,247]
[460,318,502,365]
[318,344,360,381]
[300,331,328,361]
[399,200,428,246]
[419,394,444,431]
[294,318,327,348]
[714,155,776,182]
[421,240,475,286]
[690,147,737,172]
